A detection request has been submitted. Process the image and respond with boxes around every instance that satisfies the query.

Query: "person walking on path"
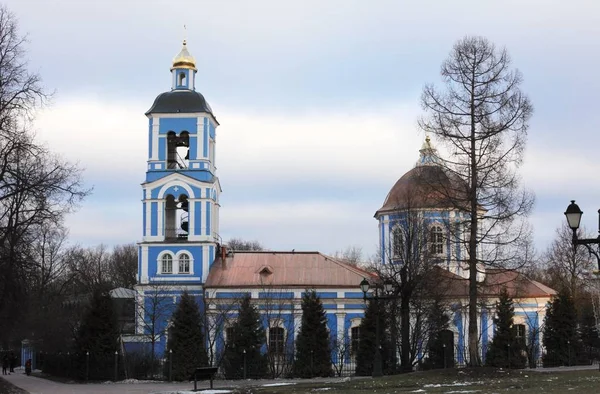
[9,352,16,373]
[2,354,8,375]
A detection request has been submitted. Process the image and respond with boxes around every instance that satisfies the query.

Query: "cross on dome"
[416,135,440,166]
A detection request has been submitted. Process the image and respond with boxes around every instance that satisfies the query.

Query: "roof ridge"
[318,252,377,278]
[230,250,322,254]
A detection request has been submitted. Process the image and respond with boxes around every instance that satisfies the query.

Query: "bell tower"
[137,40,221,286]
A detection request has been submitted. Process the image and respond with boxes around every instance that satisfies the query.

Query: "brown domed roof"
[375,165,468,216]
[375,137,469,216]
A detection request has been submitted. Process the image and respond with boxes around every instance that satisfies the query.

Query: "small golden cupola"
[170,40,197,90]
[171,40,197,70]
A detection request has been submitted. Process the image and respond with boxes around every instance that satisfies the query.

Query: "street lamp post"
[360,278,394,378]
[564,200,600,270]
[564,200,600,371]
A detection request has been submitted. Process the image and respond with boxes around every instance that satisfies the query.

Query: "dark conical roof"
[146,90,217,122]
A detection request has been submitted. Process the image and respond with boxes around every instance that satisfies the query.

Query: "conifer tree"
[485,288,526,368]
[543,289,580,367]
[355,299,391,376]
[293,290,332,377]
[74,290,119,379]
[579,299,600,363]
[222,294,267,379]
[166,291,208,380]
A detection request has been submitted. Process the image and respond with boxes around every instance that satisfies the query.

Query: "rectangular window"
[351,327,360,355]
[514,324,526,344]
[269,327,285,355]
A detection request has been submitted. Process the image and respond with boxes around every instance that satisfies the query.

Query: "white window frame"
[178,252,191,274]
[349,318,362,356]
[157,250,194,275]
[392,225,403,259]
[429,224,444,256]
[159,252,174,274]
[268,320,286,355]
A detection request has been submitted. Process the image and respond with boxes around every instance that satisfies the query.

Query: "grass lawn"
[235,368,600,393]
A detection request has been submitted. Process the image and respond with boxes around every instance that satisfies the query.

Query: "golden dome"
[171,40,197,71]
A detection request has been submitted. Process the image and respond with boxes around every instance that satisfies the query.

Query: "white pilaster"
[140,245,149,284]
[151,117,160,160]
[157,201,164,239]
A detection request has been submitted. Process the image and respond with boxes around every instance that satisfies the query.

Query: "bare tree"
[333,246,365,267]
[374,173,455,372]
[544,224,593,303]
[330,331,351,377]
[0,5,89,343]
[226,238,264,251]
[108,244,138,289]
[202,291,239,367]
[134,284,176,377]
[63,245,113,293]
[419,36,534,365]
[258,282,298,378]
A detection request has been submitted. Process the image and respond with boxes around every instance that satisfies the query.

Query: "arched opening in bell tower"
[164,193,190,240]
[166,131,190,169]
[177,131,190,169]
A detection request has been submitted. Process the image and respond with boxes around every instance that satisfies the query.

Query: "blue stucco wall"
[147,244,205,279]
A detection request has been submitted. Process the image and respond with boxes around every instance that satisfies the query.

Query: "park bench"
[192,366,218,390]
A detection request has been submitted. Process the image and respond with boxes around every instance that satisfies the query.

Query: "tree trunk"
[400,292,411,372]
[468,70,480,367]
[400,266,412,372]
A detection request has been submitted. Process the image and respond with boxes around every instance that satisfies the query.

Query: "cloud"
[32,94,597,259]
[32,96,417,254]
[15,0,600,258]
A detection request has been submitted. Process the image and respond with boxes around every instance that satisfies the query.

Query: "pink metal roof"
[205,251,375,288]
[439,267,556,299]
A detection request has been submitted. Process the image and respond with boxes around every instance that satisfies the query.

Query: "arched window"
[392,227,403,258]
[178,72,186,86]
[269,327,285,355]
[161,254,173,274]
[179,253,190,274]
[429,226,444,255]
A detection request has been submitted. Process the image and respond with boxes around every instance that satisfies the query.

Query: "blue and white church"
[129,40,221,356]
[124,41,555,371]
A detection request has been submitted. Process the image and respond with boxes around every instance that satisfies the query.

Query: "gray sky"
[8,0,600,258]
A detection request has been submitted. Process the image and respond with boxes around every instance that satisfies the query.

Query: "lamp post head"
[359,278,370,295]
[565,200,583,231]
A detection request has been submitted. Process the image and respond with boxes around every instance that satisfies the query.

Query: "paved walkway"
[0,368,232,394]
[1,368,351,394]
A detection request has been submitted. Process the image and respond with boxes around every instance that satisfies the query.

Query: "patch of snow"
[423,381,481,388]
[151,391,231,394]
[262,382,296,387]
[445,391,480,394]
[411,390,426,393]
[312,389,332,391]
